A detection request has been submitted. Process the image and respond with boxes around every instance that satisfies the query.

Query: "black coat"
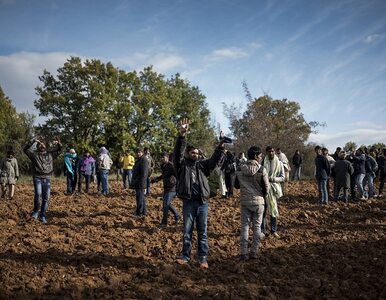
[130,156,149,189]
[292,153,302,167]
[160,161,177,192]
[334,159,354,188]
[315,154,331,180]
[173,136,225,202]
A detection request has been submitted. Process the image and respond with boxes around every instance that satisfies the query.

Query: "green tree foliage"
[34,57,216,158]
[0,86,35,172]
[343,141,357,152]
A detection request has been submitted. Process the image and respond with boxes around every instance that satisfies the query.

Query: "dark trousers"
[135,189,147,216]
[225,172,234,196]
[66,172,77,194]
[78,173,91,193]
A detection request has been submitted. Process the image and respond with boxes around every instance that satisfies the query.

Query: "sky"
[0,0,386,151]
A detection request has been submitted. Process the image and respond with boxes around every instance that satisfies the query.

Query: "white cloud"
[309,127,386,150]
[0,51,77,114]
[206,47,248,61]
[111,52,186,73]
[364,34,383,44]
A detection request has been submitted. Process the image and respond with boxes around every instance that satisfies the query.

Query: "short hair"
[136,147,143,153]
[161,152,169,157]
[336,147,342,151]
[314,145,321,151]
[7,150,14,156]
[266,146,274,152]
[321,147,328,152]
[185,144,197,153]
[248,146,262,159]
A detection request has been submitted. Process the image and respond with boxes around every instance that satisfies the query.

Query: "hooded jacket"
[236,160,269,206]
[24,139,62,178]
[173,136,225,202]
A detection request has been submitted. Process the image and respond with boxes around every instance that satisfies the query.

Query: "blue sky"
[0,0,385,150]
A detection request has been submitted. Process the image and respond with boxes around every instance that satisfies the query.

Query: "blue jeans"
[261,201,277,233]
[355,173,365,198]
[100,170,109,195]
[317,178,328,204]
[33,177,51,218]
[181,199,208,263]
[363,173,374,198]
[161,191,180,225]
[135,189,147,216]
[122,169,132,189]
[292,166,301,181]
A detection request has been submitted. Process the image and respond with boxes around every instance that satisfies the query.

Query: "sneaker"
[259,232,266,240]
[378,194,383,198]
[271,232,280,238]
[31,212,39,220]
[199,261,209,269]
[176,258,189,265]
[40,217,47,224]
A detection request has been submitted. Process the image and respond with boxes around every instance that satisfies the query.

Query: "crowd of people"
[0,126,385,269]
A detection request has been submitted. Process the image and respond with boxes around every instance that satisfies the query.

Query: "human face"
[136,150,143,158]
[161,155,169,164]
[37,142,46,152]
[188,149,200,161]
[256,153,263,163]
[267,149,275,160]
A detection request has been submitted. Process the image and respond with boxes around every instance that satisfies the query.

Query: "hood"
[239,160,260,177]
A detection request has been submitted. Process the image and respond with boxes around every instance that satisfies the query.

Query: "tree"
[0,86,35,172]
[343,141,357,152]
[34,57,217,159]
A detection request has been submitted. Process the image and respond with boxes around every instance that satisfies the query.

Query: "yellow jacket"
[120,154,135,170]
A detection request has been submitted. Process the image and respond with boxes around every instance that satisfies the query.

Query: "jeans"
[135,189,147,216]
[33,177,51,218]
[78,173,91,193]
[66,172,77,194]
[334,185,349,201]
[292,165,301,180]
[146,177,151,194]
[161,191,180,225]
[317,178,328,204]
[363,173,375,198]
[181,199,208,263]
[355,173,365,198]
[122,169,132,189]
[379,174,385,195]
[240,204,264,256]
[100,170,109,195]
[261,201,277,233]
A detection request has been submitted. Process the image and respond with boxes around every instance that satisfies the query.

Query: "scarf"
[64,152,77,176]
[263,155,283,218]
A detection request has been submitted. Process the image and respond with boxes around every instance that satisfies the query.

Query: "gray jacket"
[334,159,354,188]
[236,160,269,206]
[0,157,19,185]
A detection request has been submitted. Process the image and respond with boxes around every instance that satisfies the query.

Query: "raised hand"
[180,118,190,137]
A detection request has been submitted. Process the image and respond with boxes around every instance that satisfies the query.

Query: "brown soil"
[0,180,385,299]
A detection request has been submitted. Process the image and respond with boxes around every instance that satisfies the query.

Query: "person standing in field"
[63,148,77,195]
[23,136,62,224]
[144,147,155,196]
[77,150,96,194]
[235,146,269,261]
[97,147,113,196]
[130,148,149,217]
[377,148,386,198]
[121,150,135,190]
[333,151,354,202]
[291,150,302,181]
[174,118,225,269]
[262,146,284,238]
[0,150,19,200]
[151,152,180,227]
[315,145,331,205]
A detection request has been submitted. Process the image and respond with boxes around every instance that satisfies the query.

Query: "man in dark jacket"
[152,152,180,226]
[130,148,149,217]
[363,148,378,199]
[24,136,62,224]
[315,146,331,204]
[174,118,225,269]
[291,150,302,181]
[377,148,386,197]
[333,151,354,202]
[349,149,366,200]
